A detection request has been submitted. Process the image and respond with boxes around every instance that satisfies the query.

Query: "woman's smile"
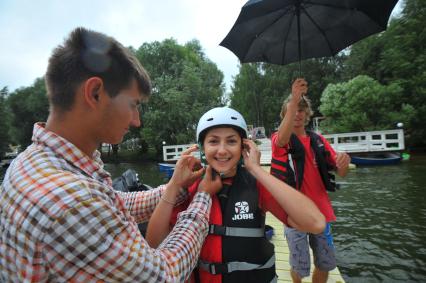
[203,127,242,176]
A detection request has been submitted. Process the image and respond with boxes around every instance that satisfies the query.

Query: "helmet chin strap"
[199,143,241,179]
[217,165,238,178]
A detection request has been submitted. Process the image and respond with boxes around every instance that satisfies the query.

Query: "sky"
[0,0,403,93]
[0,0,247,93]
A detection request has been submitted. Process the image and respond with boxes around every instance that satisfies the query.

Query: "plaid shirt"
[0,123,211,282]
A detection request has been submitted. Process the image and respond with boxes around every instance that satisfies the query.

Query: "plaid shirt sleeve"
[43,191,211,282]
[119,185,189,224]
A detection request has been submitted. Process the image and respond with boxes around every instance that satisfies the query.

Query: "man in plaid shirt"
[0,27,222,282]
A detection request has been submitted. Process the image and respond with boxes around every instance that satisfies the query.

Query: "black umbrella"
[220,0,399,74]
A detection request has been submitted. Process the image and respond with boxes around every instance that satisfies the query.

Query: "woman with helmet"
[146,107,325,283]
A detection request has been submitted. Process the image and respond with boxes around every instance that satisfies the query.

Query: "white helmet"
[196,107,248,142]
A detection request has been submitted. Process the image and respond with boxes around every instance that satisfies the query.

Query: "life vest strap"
[198,254,275,274]
[209,224,265,237]
[271,157,286,167]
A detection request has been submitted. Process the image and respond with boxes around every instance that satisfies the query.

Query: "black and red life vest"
[270,131,338,192]
[185,167,277,283]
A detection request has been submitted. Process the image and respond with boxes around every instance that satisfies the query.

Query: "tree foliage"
[340,0,425,146]
[0,87,12,157]
[135,39,224,154]
[319,75,414,133]
[2,0,424,153]
[7,78,49,148]
[230,57,344,134]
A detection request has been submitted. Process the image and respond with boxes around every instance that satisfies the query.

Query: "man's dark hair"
[45,27,151,111]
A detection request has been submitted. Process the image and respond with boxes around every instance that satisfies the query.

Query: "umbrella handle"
[296,2,302,76]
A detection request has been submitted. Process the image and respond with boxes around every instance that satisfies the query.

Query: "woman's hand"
[242,138,261,172]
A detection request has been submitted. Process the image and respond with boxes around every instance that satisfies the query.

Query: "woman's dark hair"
[199,125,246,145]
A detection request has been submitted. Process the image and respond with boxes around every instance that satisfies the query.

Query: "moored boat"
[158,163,175,178]
[350,152,402,166]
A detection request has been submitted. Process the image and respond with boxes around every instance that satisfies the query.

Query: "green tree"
[0,87,12,157]
[135,39,224,154]
[7,78,49,148]
[342,34,385,82]
[230,63,266,128]
[230,57,344,134]
[378,0,426,147]
[341,0,426,147]
[319,75,414,133]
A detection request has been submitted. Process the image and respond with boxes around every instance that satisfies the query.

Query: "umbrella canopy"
[220,0,399,72]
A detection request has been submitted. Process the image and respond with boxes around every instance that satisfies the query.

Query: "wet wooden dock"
[266,213,345,283]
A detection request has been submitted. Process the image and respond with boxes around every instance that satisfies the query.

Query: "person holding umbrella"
[270,78,351,283]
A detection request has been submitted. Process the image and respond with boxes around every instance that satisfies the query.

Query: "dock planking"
[266,213,345,283]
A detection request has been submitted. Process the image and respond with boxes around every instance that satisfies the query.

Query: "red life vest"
[176,167,277,283]
[271,131,338,192]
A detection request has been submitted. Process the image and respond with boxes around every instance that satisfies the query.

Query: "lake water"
[1,156,425,282]
[330,155,426,282]
[104,157,426,283]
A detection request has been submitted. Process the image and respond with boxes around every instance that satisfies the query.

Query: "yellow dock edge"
[266,213,345,283]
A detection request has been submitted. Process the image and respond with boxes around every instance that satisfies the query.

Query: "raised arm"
[146,146,203,247]
[243,139,325,234]
[276,78,307,147]
[146,146,222,248]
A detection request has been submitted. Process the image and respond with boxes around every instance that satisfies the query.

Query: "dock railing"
[163,144,200,162]
[323,129,404,153]
[162,129,405,164]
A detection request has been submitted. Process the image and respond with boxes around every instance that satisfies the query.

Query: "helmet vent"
[196,107,248,142]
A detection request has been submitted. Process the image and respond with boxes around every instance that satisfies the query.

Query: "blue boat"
[158,163,175,178]
[350,152,402,166]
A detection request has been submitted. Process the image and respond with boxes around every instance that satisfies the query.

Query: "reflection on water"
[331,155,426,282]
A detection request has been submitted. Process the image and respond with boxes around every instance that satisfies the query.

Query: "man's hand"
[169,149,204,190]
[181,144,199,158]
[198,165,222,195]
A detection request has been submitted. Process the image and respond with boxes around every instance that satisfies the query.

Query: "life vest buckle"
[209,224,226,235]
[199,261,228,275]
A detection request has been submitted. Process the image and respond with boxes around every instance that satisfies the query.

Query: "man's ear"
[83,77,104,108]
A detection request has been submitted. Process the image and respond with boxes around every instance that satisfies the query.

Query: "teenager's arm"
[146,163,222,248]
[243,139,325,234]
[145,182,181,248]
[145,146,202,247]
[323,137,351,178]
[335,152,351,177]
[276,78,307,147]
